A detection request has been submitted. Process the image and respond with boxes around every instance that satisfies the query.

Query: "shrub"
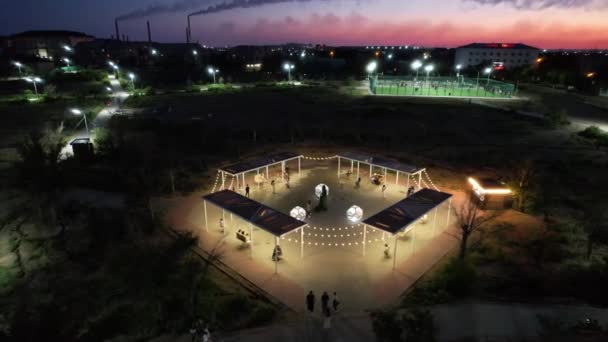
[578,126,608,147]
[370,310,402,342]
[402,308,437,342]
[545,109,570,127]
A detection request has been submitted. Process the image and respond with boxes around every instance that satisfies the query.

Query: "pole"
[418,173,422,188]
[249,223,253,259]
[298,157,301,178]
[362,224,367,256]
[83,113,89,135]
[357,161,360,179]
[392,235,398,270]
[203,200,208,232]
[300,227,304,258]
[266,166,269,179]
[337,157,341,177]
[32,82,38,96]
[221,172,225,190]
[446,198,452,225]
[406,175,410,190]
[432,207,438,236]
[396,171,399,185]
[281,161,285,184]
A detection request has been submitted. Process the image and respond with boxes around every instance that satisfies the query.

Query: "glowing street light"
[365,60,377,80]
[151,48,158,56]
[300,51,306,58]
[387,53,393,60]
[207,67,219,83]
[13,61,23,76]
[63,45,72,52]
[192,49,198,56]
[411,60,422,80]
[484,67,492,85]
[128,72,136,89]
[24,77,42,96]
[456,64,462,76]
[62,57,71,67]
[71,108,89,135]
[283,63,295,82]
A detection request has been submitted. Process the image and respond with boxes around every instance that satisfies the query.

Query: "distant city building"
[455,43,540,69]
[11,30,94,59]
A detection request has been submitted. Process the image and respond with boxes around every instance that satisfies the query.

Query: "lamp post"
[128,72,135,89]
[192,50,198,56]
[207,67,219,83]
[13,61,23,76]
[62,57,71,67]
[71,108,89,135]
[63,45,72,52]
[151,48,158,56]
[366,61,378,79]
[24,77,42,96]
[283,63,295,82]
[424,64,434,86]
[484,67,492,86]
[456,64,463,86]
[411,60,422,80]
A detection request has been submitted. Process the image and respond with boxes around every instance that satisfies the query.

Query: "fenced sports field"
[370,76,517,99]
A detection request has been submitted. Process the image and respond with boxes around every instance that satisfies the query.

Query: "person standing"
[382,184,387,198]
[321,291,330,312]
[245,184,250,197]
[332,292,340,311]
[384,243,390,258]
[306,290,316,313]
[219,218,225,234]
[271,179,276,194]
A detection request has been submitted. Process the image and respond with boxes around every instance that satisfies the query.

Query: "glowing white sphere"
[346,205,363,222]
[315,184,329,198]
[290,206,307,221]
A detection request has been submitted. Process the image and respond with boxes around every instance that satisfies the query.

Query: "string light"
[209,170,221,193]
[423,170,440,191]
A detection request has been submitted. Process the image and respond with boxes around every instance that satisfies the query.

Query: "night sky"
[1,0,607,48]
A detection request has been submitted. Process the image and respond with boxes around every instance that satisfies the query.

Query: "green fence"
[370,75,516,98]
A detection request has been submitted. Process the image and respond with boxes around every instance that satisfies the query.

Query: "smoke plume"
[117,0,213,21]
[189,0,320,17]
[464,0,603,10]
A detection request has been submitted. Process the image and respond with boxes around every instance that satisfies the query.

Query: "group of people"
[306,290,340,319]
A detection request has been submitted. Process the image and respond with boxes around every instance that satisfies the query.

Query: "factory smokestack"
[147,21,152,42]
[186,15,191,44]
[115,19,120,41]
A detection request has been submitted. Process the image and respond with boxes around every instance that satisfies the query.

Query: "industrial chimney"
[147,21,152,42]
[186,15,191,44]
[115,19,120,41]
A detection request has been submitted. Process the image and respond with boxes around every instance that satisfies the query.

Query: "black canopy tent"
[202,190,307,273]
[362,188,453,269]
[217,152,303,191]
[336,152,425,188]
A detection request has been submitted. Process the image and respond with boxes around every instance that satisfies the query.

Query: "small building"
[455,43,540,69]
[468,177,513,210]
[70,138,94,161]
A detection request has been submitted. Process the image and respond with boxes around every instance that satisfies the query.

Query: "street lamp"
[128,72,136,89]
[424,64,434,85]
[411,60,422,80]
[192,50,198,56]
[456,64,462,77]
[283,63,295,82]
[366,61,377,78]
[484,67,492,85]
[151,48,158,56]
[63,45,72,52]
[62,57,71,67]
[24,77,42,96]
[13,61,23,76]
[207,67,219,83]
[71,108,89,135]
[387,53,393,60]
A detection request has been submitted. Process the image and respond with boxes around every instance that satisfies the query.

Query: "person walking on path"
[306,290,316,313]
[382,184,387,198]
[271,179,276,194]
[219,218,225,234]
[245,184,250,197]
[321,291,330,312]
[332,292,340,311]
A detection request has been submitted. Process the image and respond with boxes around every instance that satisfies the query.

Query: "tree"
[581,205,608,260]
[455,197,497,260]
[507,160,537,213]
